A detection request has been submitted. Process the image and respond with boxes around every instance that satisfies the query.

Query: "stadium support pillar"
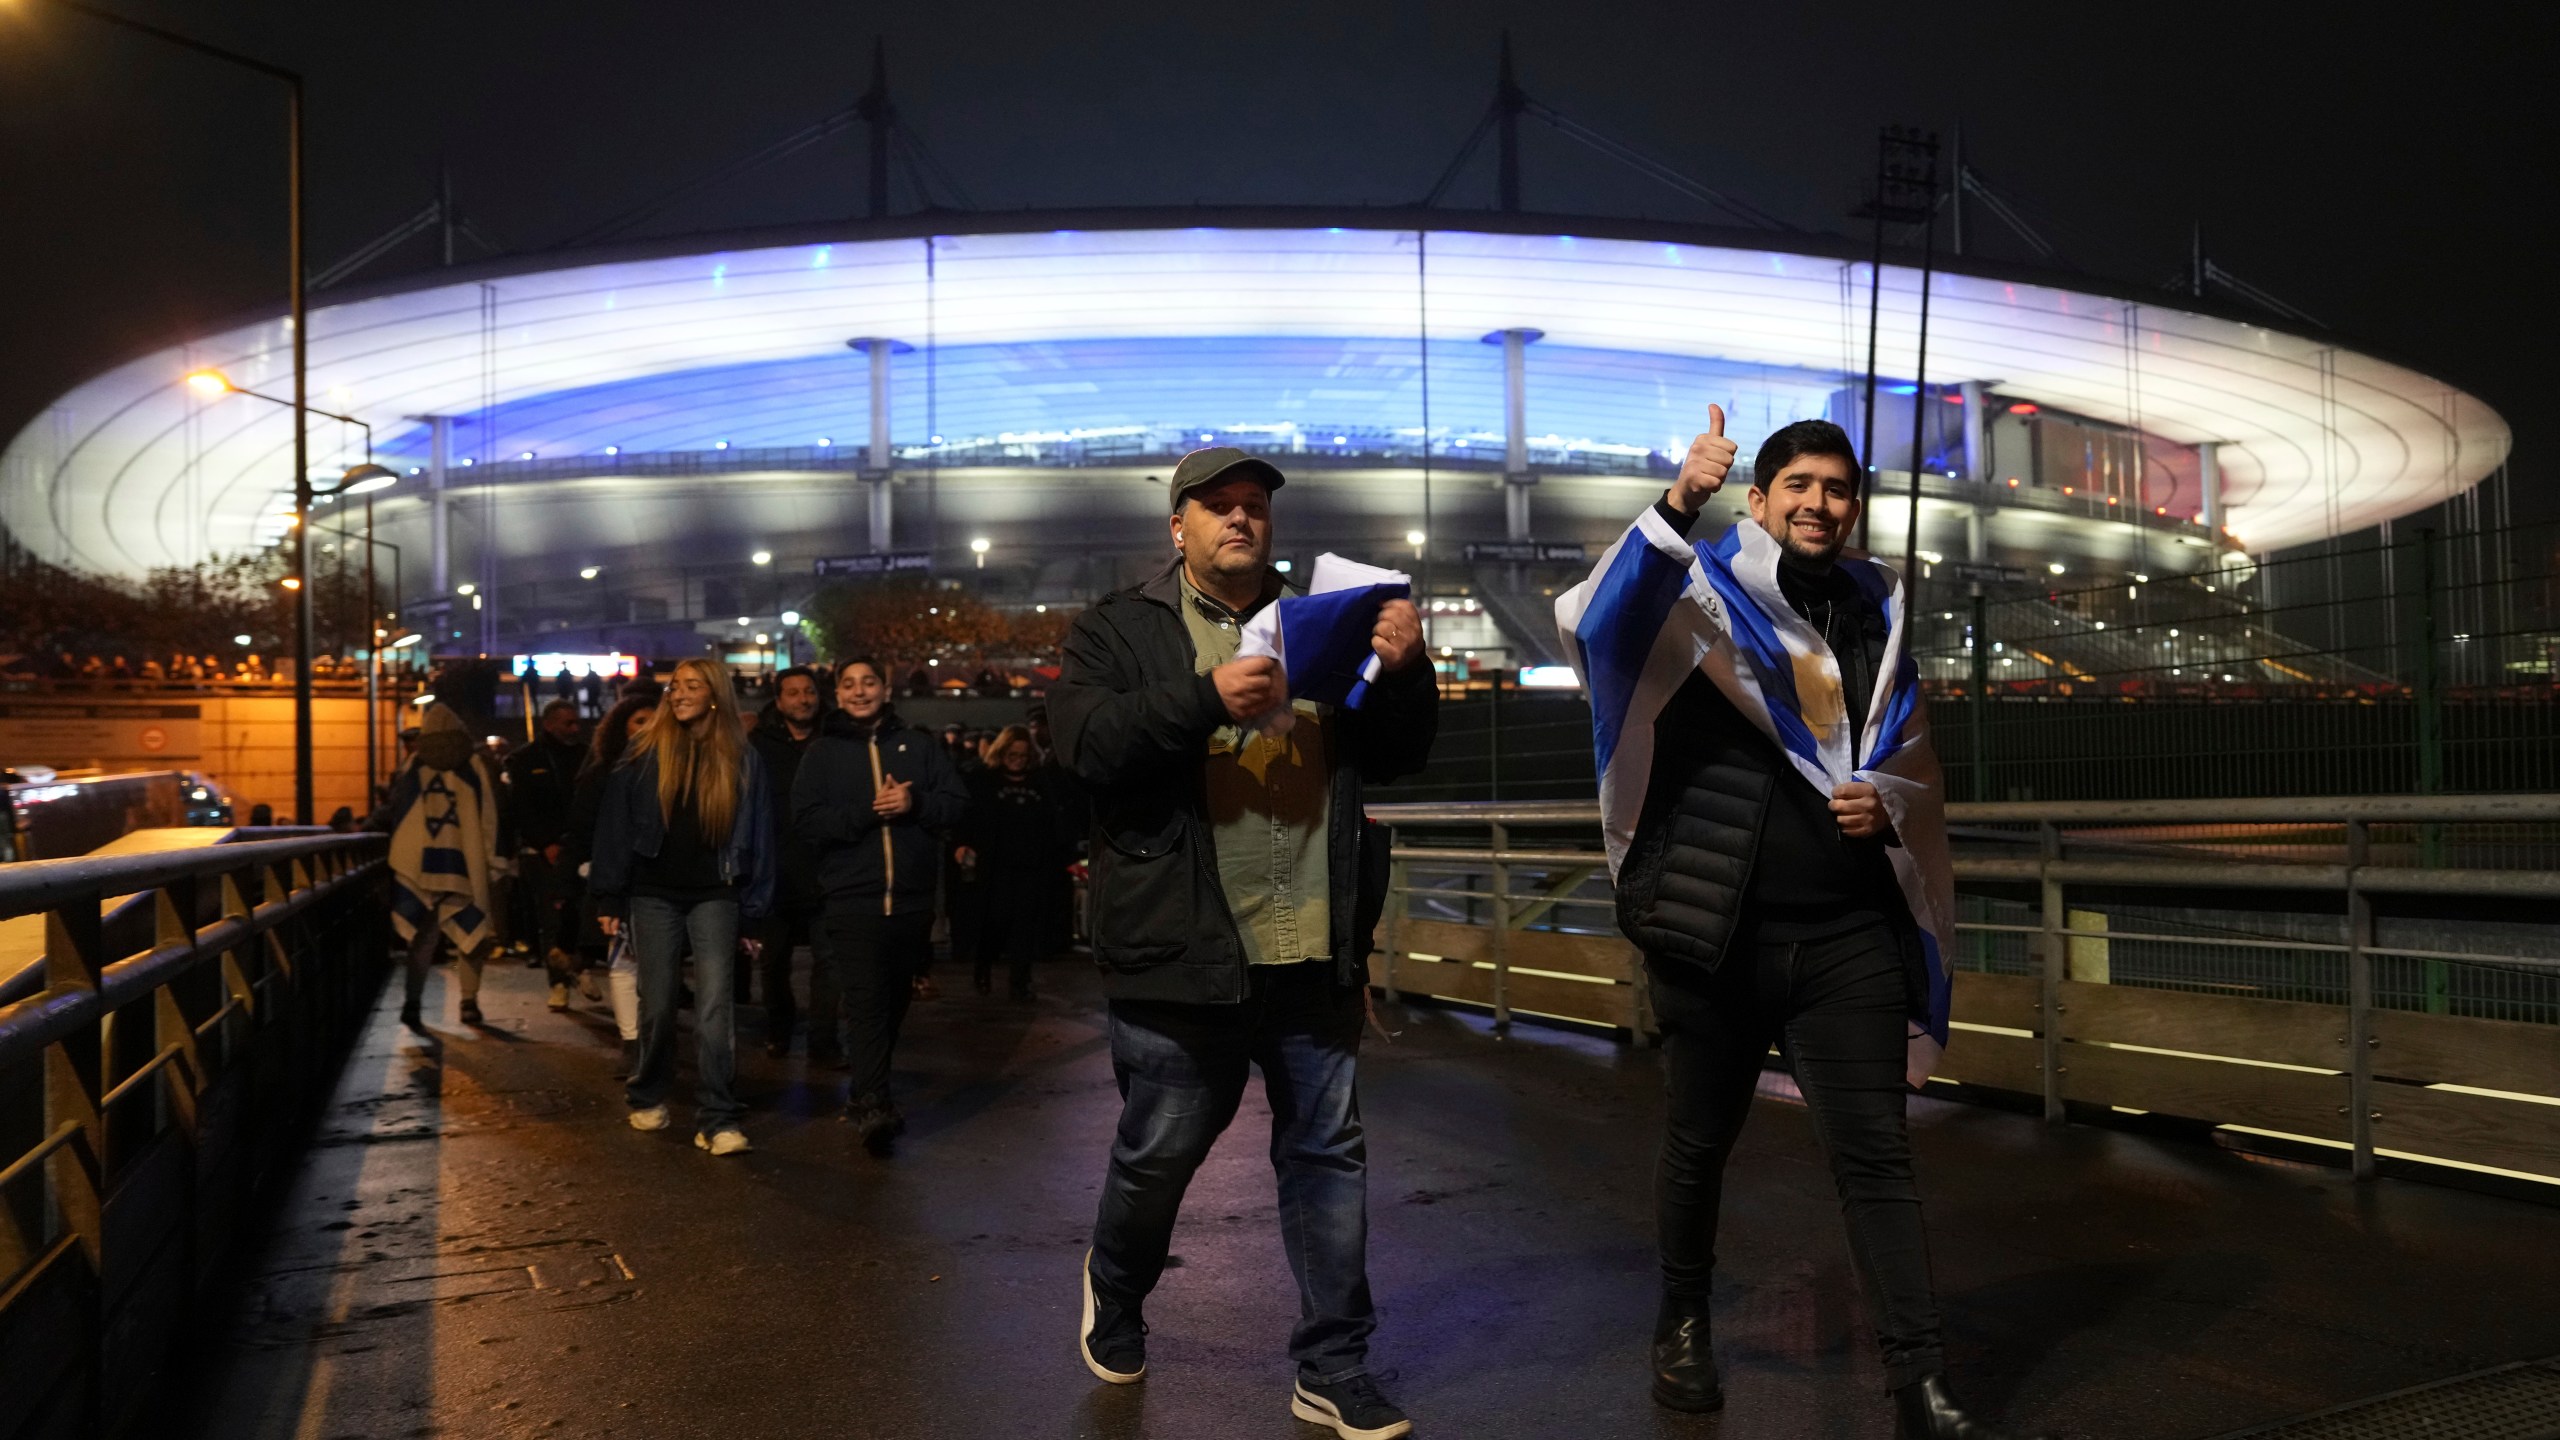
[2198,441,2222,532]
[1488,327,1543,541]
[428,415,452,593]
[850,337,901,551]
[1959,380,1987,480]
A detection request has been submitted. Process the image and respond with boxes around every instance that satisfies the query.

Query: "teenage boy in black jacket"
[1050,447,1435,1440]
[790,657,967,1149]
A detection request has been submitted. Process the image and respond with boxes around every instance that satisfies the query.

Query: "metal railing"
[1366,795,2560,1188]
[0,832,387,1439]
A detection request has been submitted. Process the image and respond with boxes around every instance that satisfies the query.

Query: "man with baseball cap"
[1051,446,1438,1438]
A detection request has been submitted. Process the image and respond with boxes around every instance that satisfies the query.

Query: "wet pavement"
[173,952,2560,1440]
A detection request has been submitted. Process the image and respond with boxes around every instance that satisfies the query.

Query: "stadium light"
[780,609,801,626]
[580,566,601,580]
[186,369,231,396]
[751,550,772,565]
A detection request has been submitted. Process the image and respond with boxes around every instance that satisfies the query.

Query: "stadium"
[0,207,2511,677]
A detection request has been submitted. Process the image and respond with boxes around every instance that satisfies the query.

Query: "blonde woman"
[590,660,777,1156]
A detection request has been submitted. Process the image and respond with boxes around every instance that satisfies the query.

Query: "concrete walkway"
[172,952,2560,1439]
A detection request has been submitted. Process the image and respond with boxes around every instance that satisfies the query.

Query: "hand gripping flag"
[1553,510,1955,1086]
[1237,553,1412,721]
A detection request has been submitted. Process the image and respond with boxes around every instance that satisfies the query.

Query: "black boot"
[1649,1296,1723,1413]
[1893,1374,2046,1440]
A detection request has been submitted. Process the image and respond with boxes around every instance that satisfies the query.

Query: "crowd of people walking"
[377,659,1087,1161]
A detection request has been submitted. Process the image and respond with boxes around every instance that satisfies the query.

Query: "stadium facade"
[0,209,2510,668]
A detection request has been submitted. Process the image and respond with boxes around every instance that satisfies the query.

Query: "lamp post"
[36,3,312,818]
[312,468,400,802]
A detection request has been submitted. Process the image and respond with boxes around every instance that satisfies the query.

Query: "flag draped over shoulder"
[1553,510,1955,1085]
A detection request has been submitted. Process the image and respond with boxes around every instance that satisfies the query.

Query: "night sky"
[2,1,2548,528]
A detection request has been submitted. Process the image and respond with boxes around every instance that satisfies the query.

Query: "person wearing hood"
[790,655,968,1151]
[749,665,836,1059]
[374,703,506,1029]
[591,659,778,1157]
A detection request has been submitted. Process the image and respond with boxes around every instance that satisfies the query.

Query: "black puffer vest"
[1615,671,1781,972]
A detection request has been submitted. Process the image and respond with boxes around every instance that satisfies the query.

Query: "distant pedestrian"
[565,688,661,1070]
[748,666,834,1059]
[790,656,966,1153]
[506,699,588,1010]
[375,703,505,1029]
[591,660,776,1157]
[955,724,1073,1000]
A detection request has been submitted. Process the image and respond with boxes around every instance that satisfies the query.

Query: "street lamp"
[970,536,991,568]
[34,3,313,817]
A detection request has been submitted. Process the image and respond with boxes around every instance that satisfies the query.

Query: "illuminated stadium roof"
[1,211,2510,576]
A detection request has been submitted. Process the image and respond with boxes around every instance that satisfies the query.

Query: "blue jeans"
[1089,961,1374,1381]
[625,894,743,1133]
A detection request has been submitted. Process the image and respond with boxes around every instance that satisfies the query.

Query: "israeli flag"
[1239,553,1412,712]
[1554,509,1955,1085]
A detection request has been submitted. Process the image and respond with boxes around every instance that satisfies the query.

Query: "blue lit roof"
[1,220,2510,573]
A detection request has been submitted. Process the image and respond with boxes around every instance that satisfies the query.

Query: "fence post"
[2413,528,2448,1011]
[1489,821,1511,1030]
[2345,818,2375,1180]
[2038,820,2065,1125]
[1488,668,1503,801]
[1381,851,1407,1004]
[1969,584,1990,803]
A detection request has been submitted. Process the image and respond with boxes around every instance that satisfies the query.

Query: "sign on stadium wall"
[815,551,934,579]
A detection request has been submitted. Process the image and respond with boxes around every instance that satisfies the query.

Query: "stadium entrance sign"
[1461,541,1587,563]
[815,551,932,579]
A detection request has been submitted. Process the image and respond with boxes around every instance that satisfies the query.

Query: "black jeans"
[1089,961,1374,1382]
[753,904,828,1045]
[517,849,577,981]
[822,905,933,1107]
[972,872,1046,992]
[1649,920,1944,1389]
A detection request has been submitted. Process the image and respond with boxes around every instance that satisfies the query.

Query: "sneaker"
[694,1128,752,1156]
[1291,1374,1412,1440]
[845,1094,902,1155]
[578,971,605,1002]
[547,983,570,1011]
[627,1105,671,1132]
[1078,1249,1146,1384]
[458,998,484,1025]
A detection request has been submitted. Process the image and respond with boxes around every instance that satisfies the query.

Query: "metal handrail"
[0,827,389,1435]
[1371,795,2560,826]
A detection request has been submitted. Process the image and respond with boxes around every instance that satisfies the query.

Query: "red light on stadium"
[2155,507,2168,516]
[2107,496,2119,506]
[2007,478,2020,488]
[2062,487,2074,496]
[2007,402,2039,415]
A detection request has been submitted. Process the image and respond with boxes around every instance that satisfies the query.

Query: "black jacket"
[503,735,586,851]
[588,748,779,921]
[790,707,968,917]
[1049,559,1438,1004]
[959,768,1077,880]
[749,704,825,908]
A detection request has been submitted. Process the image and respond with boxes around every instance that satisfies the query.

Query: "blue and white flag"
[1239,553,1412,713]
[1554,509,1955,1084]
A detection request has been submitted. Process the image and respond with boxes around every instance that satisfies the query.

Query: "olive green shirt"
[1180,570,1333,967]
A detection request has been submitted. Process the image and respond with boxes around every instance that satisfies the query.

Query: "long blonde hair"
[622,658,748,843]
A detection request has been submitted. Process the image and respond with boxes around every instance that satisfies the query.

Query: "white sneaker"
[627,1105,671,1131]
[695,1128,751,1156]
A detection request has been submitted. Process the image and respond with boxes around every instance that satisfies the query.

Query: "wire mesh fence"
[1402,519,2560,805]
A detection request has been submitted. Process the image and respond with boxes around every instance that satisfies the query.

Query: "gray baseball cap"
[1168,446,1286,512]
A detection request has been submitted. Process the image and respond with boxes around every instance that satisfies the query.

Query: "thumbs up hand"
[1667,403,1737,516]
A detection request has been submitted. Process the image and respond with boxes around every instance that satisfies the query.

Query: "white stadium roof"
[1,212,2509,575]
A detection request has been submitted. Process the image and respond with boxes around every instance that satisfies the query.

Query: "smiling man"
[1050,446,1436,1439]
[1559,411,2044,1439]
